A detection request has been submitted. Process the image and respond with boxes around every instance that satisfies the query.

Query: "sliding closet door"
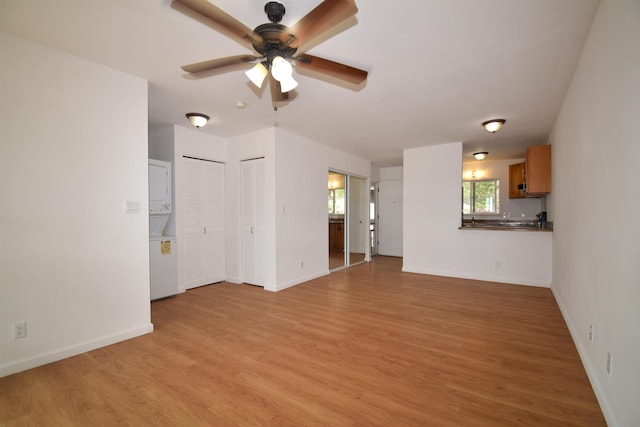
[241,158,266,286]
[348,176,368,265]
[182,157,225,289]
[328,171,347,270]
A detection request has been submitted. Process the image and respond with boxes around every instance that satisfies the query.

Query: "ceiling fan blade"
[270,74,290,103]
[287,0,358,49]
[295,54,367,84]
[181,55,258,74]
[172,0,262,46]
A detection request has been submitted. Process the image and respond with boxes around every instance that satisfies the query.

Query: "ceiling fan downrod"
[264,2,286,23]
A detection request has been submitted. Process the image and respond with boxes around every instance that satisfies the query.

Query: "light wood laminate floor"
[0,256,605,426]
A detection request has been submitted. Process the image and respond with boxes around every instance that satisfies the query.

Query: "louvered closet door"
[241,158,266,286]
[183,157,225,289]
[203,161,225,284]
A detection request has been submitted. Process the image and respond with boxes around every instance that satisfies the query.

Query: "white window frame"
[462,179,500,214]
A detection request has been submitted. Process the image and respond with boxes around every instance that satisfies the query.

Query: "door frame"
[328,169,370,271]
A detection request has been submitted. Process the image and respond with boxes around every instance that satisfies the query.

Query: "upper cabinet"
[525,145,552,196]
[508,162,526,198]
[508,145,552,199]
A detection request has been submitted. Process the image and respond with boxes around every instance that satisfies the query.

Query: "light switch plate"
[125,200,140,214]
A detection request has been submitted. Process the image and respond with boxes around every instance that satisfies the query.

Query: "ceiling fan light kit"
[245,62,269,88]
[270,56,292,82]
[278,74,299,92]
[186,113,209,128]
[175,0,368,108]
[482,119,506,133]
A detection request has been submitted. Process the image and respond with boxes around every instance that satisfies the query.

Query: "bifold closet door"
[241,158,266,286]
[183,157,225,289]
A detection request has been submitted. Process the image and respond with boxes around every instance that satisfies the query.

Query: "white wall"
[0,34,152,377]
[274,128,371,291]
[403,142,552,286]
[548,0,640,425]
[379,166,403,181]
[150,125,372,294]
[462,159,543,220]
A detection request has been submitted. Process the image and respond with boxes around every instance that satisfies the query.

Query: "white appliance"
[149,159,178,300]
[150,235,177,300]
[149,159,172,214]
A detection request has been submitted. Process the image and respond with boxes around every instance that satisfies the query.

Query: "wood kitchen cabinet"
[508,162,525,198]
[329,221,344,251]
[525,145,552,196]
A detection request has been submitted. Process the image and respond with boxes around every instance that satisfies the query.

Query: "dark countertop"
[459,219,553,232]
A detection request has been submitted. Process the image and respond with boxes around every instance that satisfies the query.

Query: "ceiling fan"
[173,0,368,108]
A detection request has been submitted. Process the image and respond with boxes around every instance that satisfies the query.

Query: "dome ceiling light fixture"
[473,152,489,161]
[482,119,506,133]
[186,113,209,128]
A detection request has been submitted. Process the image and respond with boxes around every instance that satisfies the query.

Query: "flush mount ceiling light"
[482,119,506,133]
[186,113,209,128]
[473,152,489,160]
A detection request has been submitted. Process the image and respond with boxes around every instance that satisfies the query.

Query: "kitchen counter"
[459,219,553,232]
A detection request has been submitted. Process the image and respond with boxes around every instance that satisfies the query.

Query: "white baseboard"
[401,265,550,287]
[0,323,154,378]
[272,270,330,292]
[551,288,617,427]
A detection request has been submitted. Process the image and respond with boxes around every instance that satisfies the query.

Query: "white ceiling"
[1,0,599,166]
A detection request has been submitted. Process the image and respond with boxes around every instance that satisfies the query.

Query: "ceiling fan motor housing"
[252,23,297,59]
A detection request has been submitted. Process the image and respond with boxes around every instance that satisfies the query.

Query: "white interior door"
[378,180,403,257]
[241,158,266,286]
[182,157,225,289]
[370,183,378,256]
[203,161,225,284]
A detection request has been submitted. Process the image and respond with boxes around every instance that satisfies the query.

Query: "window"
[328,188,345,215]
[462,179,500,214]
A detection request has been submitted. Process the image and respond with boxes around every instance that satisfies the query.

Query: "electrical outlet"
[588,323,593,343]
[300,261,304,269]
[496,260,501,268]
[13,321,27,339]
[606,352,612,376]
